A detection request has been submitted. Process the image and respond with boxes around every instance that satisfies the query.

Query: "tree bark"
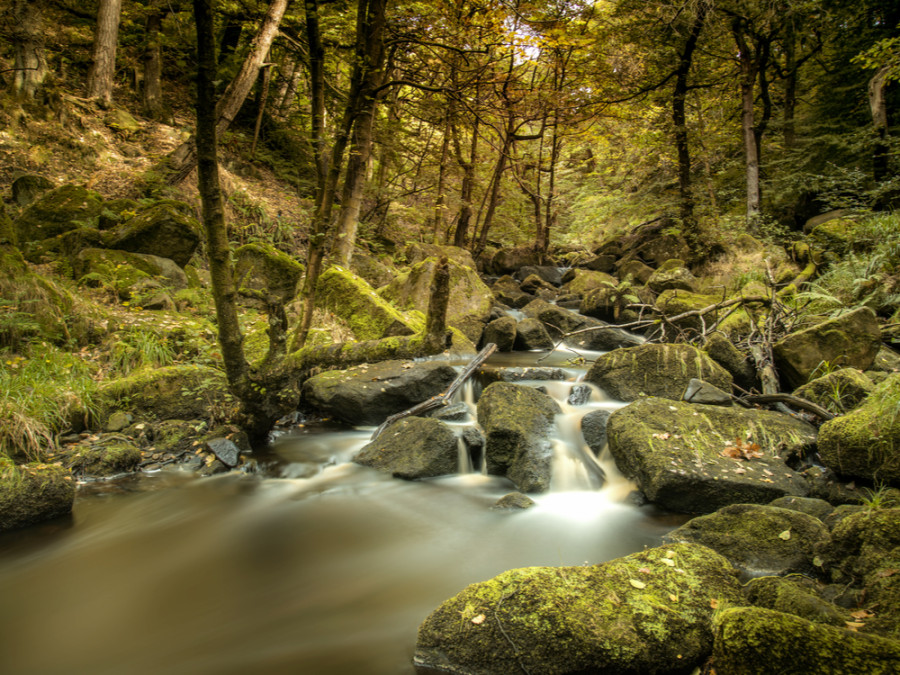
[86,0,122,105]
[782,19,797,149]
[10,0,47,99]
[451,119,478,248]
[869,66,890,183]
[142,2,166,120]
[431,114,452,244]
[250,64,273,158]
[732,18,761,222]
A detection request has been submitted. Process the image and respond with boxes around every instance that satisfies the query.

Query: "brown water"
[0,350,683,675]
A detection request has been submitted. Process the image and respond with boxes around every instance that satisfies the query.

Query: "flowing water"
[0,347,684,675]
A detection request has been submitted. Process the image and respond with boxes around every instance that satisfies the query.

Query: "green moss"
[0,461,75,531]
[415,542,743,675]
[234,242,304,303]
[712,606,900,674]
[793,368,874,415]
[561,268,618,296]
[743,576,846,626]
[13,185,105,243]
[70,439,141,477]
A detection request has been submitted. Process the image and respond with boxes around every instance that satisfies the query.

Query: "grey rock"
[682,378,733,406]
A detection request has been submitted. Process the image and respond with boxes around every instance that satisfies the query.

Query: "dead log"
[742,393,835,421]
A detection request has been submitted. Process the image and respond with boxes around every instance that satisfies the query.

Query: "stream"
[0,348,686,675]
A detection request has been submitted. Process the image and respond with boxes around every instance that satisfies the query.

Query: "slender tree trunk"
[10,0,47,99]
[672,5,706,239]
[142,2,165,119]
[86,0,122,106]
[452,118,478,248]
[192,0,249,394]
[431,115,452,244]
[869,66,890,183]
[250,64,273,158]
[542,124,561,256]
[474,125,512,254]
[783,20,797,149]
[732,19,761,221]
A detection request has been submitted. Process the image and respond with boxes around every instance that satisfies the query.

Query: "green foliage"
[225,189,296,249]
[860,483,899,511]
[106,328,177,376]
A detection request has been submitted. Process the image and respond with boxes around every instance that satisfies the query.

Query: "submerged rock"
[301,360,456,426]
[477,382,560,493]
[607,398,814,513]
[586,343,732,402]
[665,503,830,577]
[0,461,74,531]
[581,409,612,454]
[354,417,458,480]
[415,542,743,675]
[491,492,536,510]
[712,606,900,674]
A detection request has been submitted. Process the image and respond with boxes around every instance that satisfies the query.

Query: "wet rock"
[665,504,830,576]
[712,606,900,673]
[426,401,469,422]
[477,382,561,492]
[522,298,641,351]
[415,542,743,675]
[513,317,553,351]
[519,273,556,295]
[682,378,732,406]
[793,367,874,415]
[774,307,882,389]
[743,576,847,626]
[14,185,104,243]
[704,333,757,391]
[490,275,534,309]
[11,173,54,207]
[301,360,456,426]
[491,492,536,510]
[205,438,241,468]
[514,265,562,286]
[104,411,133,433]
[607,398,814,513]
[103,201,201,267]
[817,374,900,483]
[234,242,304,305]
[647,259,697,293]
[567,384,592,406]
[581,409,611,454]
[0,461,74,531]
[585,343,732,402]
[769,495,835,521]
[481,316,517,352]
[380,258,493,343]
[801,465,864,506]
[354,417,458,480]
[69,436,142,477]
[463,427,484,467]
[481,366,566,383]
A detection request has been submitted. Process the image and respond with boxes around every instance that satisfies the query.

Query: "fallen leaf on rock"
[471,614,486,625]
[629,579,646,589]
[669,594,678,602]
[710,598,719,609]
[779,529,792,540]
[845,621,865,631]
[661,558,676,567]
[850,609,874,620]
[638,567,651,574]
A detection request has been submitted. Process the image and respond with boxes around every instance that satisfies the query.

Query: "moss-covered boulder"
[75,248,188,295]
[808,218,872,256]
[490,246,541,274]
[742,576,847,626]
[234,242,304,304]
[560,268,617,297]
[14,185,105,243]
[522,298,641,351]
[585,343,732,402]
[415,542,743,675]
[0,460,75,531]
[793,367,874,415]
[655,289,754,339]
[490,275,535,309]
[514,265,563,287]
[349,251,394,289]
[301,360,456,426]
[477,382,561,493]
[666,504,830,576]
[103,201,201,267]
[380,258,493,343]
[817,374,900,484]
[704,333,757,391]
[769,495,835,521]
[354,416,458,479]
[317,266,416,341]
[68,435,142,477]
[97,365,231,423]
[607,398,814,513]
[481,316,516,352]
[403,242,476,269]
[617,258,655,284]
[647,259,698,293]
[773,307,882,389]
[823,508,900,639]
[712,606,900,674]
[11,173,54,207]
[514,317,553,351]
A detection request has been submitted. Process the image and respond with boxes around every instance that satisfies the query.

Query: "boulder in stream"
[415,542,743,675]
[477,382,560,493]
[522,298,641,351]
[481,316,516,352]
[354,417,458,480]
[0,460,74,531]
[513,317,553,351]
[301,360,456,427]
[606,397,814,513]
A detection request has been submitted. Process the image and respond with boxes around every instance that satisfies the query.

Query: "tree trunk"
[250,64,273,158]
[86,0,122,106]
[672,5,706,241]
[782,20,797,149]
[474,125,512,254]
[542,125,561,256]
[452,120,478,248]
[168,0,289,181]
[869,66,890,183]
[10,0,47,99]
[431,115,451,244]
[732,19,761,221]
[142,2,165,120]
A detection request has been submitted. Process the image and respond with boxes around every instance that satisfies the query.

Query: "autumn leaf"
[779,529,792,540]
[709,598,720,609]
[845,621,865,631]
[629,579,646,589]
[471,614,486,625]
[661,558,676,567]
[850,609,874,620]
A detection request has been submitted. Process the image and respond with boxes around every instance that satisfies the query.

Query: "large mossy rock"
[403,242,476,269]
[743,575,847,626]
[559,268,617,297]
[490,246,541,275]
[354,416,458,479]
[665,504,830,576]
[607,398,814,513]
[824,508,900,639]
[317,266,416,340]
[103,201,201,267]
[793,367,874,415]
[301,360,457,426]
[522,298,641,351]
[773,307,882,389]
[808,218,873,256]
[68,436,142,477]
[415,542,743,675]
[13,185,104,243]
[646,259,697,293]
[234,242,304,304]
[380,258,492,343]
[712,606,900,674]
[75,248,188,294]
[477,382,560,493]
[97,365,231,423]
[817,374,900,484]
[0,461,75,531]
[349,252,394,289]
[490,275,535,309]
[585,343,732,402]
[655,289,754,339]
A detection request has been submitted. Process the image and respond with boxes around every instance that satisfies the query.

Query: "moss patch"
[0,460,74,531]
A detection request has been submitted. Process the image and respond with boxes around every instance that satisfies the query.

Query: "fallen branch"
[370,342,497,440]
[741,393,835,421]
